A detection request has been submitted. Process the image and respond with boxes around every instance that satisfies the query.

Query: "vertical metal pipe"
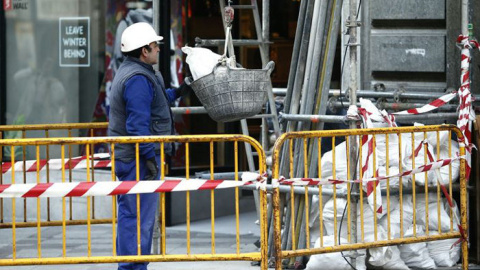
[307,0,344,178]
[283,0,315,132]
[313,0,344,127]
[347,0,360,254]
[290,197,304,268]
[281,192,292,251]
[251,0,267,65]
[262,0,270,61]
[348,0,358,115]
[294,0,328,179]
[298,0,323,116]
[282,0,309,120]
[295,195,311,268]
[462,0,469,35]
[300,0,329,119]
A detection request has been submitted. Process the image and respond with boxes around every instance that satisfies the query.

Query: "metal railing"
[0,134,268,268]
[0,122,108,228]
[271,125,468,270]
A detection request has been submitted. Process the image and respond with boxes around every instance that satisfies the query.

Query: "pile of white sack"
[307,194,461,269]
[306,99,462,269]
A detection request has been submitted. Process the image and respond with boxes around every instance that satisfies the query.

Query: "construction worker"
[108,22,182,270]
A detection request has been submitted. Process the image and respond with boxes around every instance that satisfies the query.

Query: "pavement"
[0,211,262,270]
[2,210,479,270]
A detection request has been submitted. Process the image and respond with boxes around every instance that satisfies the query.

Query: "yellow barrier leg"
[273,187,282,270]
[460,145,468,270]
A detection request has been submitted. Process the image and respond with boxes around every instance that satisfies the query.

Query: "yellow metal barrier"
[0,134,268,268]
[0,122,108,228]
[271,125,468,270]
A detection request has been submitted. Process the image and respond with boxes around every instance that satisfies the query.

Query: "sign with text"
[59,17,90,67]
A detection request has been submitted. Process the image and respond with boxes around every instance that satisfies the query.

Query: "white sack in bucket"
[182,46,221,80]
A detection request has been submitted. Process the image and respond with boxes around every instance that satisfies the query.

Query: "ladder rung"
[231,5,255,9]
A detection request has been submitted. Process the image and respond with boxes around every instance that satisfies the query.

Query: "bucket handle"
[265,61,275,76]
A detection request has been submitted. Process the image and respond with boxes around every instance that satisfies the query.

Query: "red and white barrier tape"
[0,172,267,198]
[358,99,393,214]
[1,153,112,174]
[273,156,463,187]
[392,92,457,115]
[456,34,477,180]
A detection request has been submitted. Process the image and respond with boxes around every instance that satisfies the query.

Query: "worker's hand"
[176,82,192,97]
[144,157,159,180]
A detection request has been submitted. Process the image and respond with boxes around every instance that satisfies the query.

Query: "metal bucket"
[186,61,275,122]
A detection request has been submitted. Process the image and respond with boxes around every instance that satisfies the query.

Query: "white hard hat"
[121,22,163,52]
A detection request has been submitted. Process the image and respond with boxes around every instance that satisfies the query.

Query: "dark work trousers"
[115,155,160,270]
